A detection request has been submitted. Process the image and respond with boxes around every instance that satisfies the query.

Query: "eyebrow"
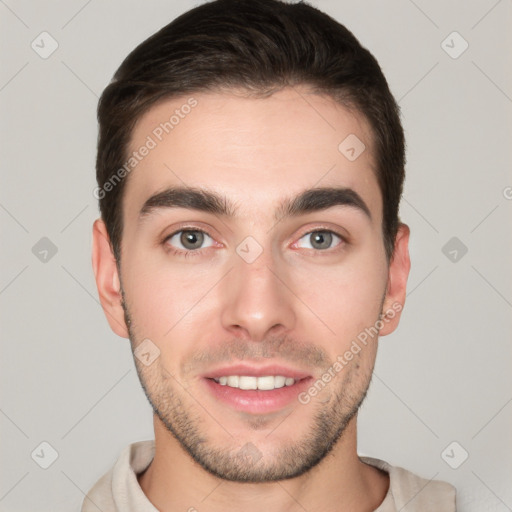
[138,185,372,223]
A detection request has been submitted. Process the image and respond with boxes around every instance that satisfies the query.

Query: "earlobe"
[91,218,130,338]
[379,223,411,336]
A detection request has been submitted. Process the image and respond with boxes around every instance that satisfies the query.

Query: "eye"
[295,230,344,251]
[165,229,215,252]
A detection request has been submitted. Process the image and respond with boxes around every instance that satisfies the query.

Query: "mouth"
[202,364,313,414]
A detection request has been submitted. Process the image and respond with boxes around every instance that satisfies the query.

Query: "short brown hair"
[96,0,405,263]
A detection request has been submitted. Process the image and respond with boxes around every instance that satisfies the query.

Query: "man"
[85,0,456,510]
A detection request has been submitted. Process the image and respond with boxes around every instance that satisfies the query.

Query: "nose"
[219,245,297,342]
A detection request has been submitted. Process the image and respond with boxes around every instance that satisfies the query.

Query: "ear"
[91,218,129,338]
[379,223,411,336]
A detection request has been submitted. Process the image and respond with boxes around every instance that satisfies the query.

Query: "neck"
[138,414,389,512]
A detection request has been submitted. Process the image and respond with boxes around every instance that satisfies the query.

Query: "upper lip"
[203,363,311,380]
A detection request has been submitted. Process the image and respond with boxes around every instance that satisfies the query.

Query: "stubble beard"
[121,290,377,483]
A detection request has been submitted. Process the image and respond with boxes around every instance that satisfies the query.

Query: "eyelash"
[162,227,347,258]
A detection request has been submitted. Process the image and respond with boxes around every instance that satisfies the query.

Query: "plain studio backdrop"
[0,1,511,511]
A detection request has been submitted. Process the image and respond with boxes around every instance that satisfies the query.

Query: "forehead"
[123,87,381,223]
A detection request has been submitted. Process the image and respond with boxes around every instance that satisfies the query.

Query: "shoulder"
[361,456,456,512]
[81,440,156,512]
[81,465,116,512]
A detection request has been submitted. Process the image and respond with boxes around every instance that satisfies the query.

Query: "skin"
[92,86,410,512]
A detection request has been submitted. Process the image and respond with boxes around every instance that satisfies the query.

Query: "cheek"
[121,251,206,339]
[290,250,388,343]
[121,231,388,360]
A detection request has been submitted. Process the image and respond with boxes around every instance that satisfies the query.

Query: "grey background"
[1,0,511,510]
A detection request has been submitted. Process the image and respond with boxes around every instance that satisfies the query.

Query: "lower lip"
[203,377,313,414]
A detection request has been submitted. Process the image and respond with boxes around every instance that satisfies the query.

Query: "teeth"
[227,376,239,387]
[239,376,258,390]
[256,376,276,390]
[274,376,286,388]
[213,375,297,390]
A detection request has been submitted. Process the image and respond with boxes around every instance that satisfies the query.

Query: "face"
[93,87,410,482]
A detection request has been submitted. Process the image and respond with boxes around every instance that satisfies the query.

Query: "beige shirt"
[82,441,456,511]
